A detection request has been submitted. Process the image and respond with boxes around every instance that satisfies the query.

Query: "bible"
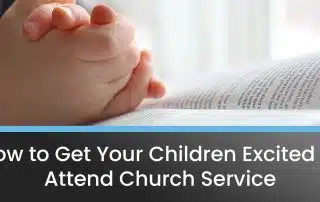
[97,53,320,126]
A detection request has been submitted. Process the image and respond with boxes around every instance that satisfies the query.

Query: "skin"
[22,3,166,98]
[0,0,165,125]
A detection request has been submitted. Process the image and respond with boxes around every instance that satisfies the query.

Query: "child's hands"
[22,3,165,100]
[0,1,163,125]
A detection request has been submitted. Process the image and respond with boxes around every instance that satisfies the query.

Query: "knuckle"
[104,19,136,55]
[70,16,137,61]
[35,3,59,17]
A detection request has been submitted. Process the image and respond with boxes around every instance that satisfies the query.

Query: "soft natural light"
[271,0,320,60]
[88,0,320,78]
[272,25,320,60]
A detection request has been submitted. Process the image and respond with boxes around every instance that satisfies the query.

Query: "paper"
[144,53,320,110]
[99,52,320,126]
[97,109,320,126]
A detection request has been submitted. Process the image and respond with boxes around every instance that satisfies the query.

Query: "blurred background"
[84,0,320,80]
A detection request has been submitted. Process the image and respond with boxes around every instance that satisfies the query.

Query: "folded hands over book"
[0,0,165,125]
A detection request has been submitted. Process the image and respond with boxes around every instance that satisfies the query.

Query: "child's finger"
[147,78,166,98]
[17,0,75,17]
[22,3,59,40]
[91,4,116,25]
[52,4,90,30]
[96,51,152,119]
[135,50,166,98]
[23,3,90,41]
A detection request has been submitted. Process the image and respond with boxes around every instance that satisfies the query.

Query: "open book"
[98,53,320,126]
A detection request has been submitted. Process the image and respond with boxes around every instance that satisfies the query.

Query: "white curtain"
[87,0,274,79]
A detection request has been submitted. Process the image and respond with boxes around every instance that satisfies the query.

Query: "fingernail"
[60,6,74,19]
[91,5,116,25]
[156,87,166,98]
[141,50,151,62]
[23,21,39,39]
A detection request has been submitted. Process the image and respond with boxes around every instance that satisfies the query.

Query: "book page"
[97,109,320,126]
[144,53,320,110]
